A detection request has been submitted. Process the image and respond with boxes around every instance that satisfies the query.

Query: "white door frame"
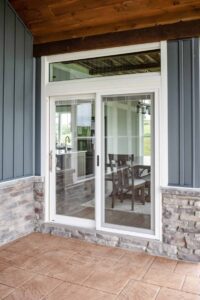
[41,41,168,241]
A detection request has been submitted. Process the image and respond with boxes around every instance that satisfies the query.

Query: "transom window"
[49,49,160,82]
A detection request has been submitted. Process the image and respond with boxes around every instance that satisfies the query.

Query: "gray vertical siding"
[168,41,180,185]
[14,18,25,178]
[0,0,34,181]
[24,31,33,176]
[168,38,200,187]
[35,58,41,176]
[3,4,15,180]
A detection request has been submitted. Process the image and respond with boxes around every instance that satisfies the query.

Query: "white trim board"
[46,42,160,63]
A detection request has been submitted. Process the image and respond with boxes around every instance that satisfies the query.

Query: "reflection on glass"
[55,99,95,220]
[49,50,161,82]
[104,94,154,231]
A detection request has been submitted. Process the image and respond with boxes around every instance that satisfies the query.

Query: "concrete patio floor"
[0,233,199,299]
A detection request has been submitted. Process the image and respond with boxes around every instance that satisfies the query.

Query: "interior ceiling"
[10,0,200,45]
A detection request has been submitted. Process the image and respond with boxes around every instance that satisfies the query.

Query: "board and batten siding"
[168,38,200,187]
[0,0,34,181]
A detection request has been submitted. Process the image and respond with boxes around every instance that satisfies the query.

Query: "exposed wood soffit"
[10,0,200,45]
[33,19,200,57]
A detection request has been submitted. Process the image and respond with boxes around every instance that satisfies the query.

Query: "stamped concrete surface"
[0,233,199,299]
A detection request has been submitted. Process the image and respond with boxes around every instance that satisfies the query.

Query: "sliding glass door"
[50,96,96,226]
[102,93,154,234]
[50,91,156,235]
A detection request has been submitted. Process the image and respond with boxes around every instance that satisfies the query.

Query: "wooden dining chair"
[134,165,151,202]
[108,154,146,210]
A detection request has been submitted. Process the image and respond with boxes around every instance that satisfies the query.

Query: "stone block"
[177,207,196,215]
[167,198,189,206]
[185,235,200,250]
[71,230,86,240]
[87,235,119,247]
[195,211,200,217]
[51,229,71,238]
[147,241,163,256]
[180,214,198,222]
[194,234,200,240]
[177,247,193,255]
[119,236,147,251]
[189,200,195,205]
[37,223,51,234]
[194,249,200,256]
[195,222,200,229]
[194,201,200,208]
[163,232,185,248]
[163,211,180,220]
[162,243,178,256]
[178,253,200,262]
[96,232,118,242]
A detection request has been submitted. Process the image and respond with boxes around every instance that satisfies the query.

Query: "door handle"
[97,155,100,166]
[49,150,53,172]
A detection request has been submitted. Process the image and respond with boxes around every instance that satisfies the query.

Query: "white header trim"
[46,42,160,63]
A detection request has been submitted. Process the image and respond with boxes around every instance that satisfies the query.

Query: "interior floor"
[56,180,151,229]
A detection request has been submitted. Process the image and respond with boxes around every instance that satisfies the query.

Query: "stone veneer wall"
[0,176,44,246]
[0,176,199,262]
[162,188,200,262]
[35,185,200,262]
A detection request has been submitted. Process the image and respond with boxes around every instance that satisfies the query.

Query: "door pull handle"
[49,150,53,172]
[97,155,100,166]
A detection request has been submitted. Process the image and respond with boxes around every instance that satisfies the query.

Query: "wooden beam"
[33,19,200,57]
[33,4,200,44]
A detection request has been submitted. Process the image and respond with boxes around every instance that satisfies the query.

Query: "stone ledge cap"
[0,176,44,189]
[161,186,200,197]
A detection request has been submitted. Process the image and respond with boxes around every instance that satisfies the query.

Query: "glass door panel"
[55,98,95,220]
[103,93,154,232]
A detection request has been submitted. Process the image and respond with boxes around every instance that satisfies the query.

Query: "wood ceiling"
[9,0,200,56]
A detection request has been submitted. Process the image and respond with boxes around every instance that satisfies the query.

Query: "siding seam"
[1,0,5,180]
[178,40,185,186]
[191,39,195,187]
[13,14,16,179]
[23,26,25,177]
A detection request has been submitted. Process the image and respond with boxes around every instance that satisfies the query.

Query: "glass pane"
[55,99,95,220]
[49,50,160,82]
[103,94,154,231]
